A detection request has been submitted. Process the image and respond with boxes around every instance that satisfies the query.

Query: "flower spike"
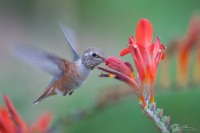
[99,18,171,132]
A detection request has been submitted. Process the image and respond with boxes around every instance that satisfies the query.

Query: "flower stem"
[138,96,182,133]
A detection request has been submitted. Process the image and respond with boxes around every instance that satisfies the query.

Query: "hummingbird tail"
[32,86,54,105]
[32,97,46,105]
[32,95,48,105]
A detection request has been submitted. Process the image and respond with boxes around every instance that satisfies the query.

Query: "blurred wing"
[14,45,66,79]
[59,23,80,61]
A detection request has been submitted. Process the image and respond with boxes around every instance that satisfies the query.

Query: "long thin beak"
[99,55,106,61]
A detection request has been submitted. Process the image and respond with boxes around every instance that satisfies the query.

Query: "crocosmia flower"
[0,95,53,133]
[99,18,166,107]
[177,15,200,85]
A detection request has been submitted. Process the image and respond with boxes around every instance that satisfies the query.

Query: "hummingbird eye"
[92,52,99,58]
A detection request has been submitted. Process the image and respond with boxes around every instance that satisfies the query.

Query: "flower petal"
[176,16,200,86]
[150,37,164,103]
[135,19,153,66]
[120,47,130,56]
[105,56,133,78]
[30,112,53,132]
[152,37,165,67]
[0,107,15,133]
[185,15,200,49]
[136,18,153,48]
[128,36,146,84]
[149,43,166,60]
[3,95,28,132]
[124,62,134,74]
[161,53,165,59]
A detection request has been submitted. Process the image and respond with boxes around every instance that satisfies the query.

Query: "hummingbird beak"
[99,55,106,61]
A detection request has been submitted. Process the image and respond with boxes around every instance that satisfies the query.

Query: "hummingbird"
[14,24,105,104]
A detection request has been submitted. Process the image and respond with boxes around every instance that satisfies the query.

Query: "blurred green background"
[0,0,200,133]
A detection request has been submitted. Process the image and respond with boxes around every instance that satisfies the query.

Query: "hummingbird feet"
[69,91,74,95]
[63,91,74,96]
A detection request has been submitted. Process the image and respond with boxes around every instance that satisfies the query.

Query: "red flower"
[99,18,166,107]
[29,113,52,133]
[99,57,140,93]
[0,107,16,133]
[127,36,146,85]
[0,95,53,133]
[120,19,165,84]
[123,19,165,103]
[150,37,164,102]
[104,56,134,78]
[177,15,200,85]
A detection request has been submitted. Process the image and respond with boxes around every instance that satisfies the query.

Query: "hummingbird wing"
[14,45,68,79]
[59,23,80,61]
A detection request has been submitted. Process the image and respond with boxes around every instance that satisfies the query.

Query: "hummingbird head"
[81,47,105,70]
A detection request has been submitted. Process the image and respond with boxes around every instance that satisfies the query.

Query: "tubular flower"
[0,95,53,133]
[99,18,166,107]
[104,56,135,78]
[150,37,165,102]
[177,15,200,86]
[99,57,140,93]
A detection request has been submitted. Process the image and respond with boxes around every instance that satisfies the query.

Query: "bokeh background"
[0,0,200,133]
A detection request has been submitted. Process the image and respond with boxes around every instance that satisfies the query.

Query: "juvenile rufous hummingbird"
[14,24,105,104]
